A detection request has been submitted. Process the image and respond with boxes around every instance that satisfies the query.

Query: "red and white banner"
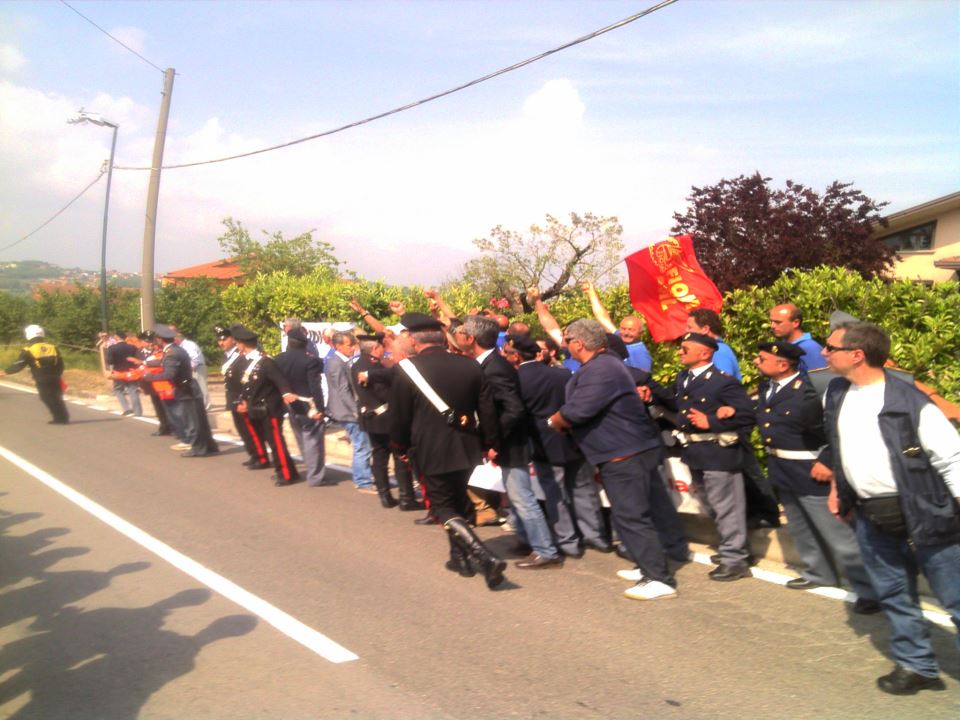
[624,234,723,342]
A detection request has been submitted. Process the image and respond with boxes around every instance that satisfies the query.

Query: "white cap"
[24,324,44,339]
[386,323,405,334]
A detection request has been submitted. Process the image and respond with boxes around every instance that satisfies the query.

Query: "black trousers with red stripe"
[235,408,268,465]
[254,414,299,483]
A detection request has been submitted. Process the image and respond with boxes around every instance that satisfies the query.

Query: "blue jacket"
[517,361,581,465]
[793,333,827,373]
[712,340,742,381]
[558,351,660,465]
[825,371,960,547]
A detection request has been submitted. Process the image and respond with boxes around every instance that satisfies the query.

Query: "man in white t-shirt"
[820,321,960,696]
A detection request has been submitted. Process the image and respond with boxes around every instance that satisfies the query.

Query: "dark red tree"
[670,173,895,292]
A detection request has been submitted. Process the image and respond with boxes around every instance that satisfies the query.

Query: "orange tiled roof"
[162,258,244,281]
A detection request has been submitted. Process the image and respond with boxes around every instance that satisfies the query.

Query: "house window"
[881,220,936,252]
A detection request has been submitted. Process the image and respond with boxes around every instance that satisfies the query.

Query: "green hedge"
[4,265,957,403]
[501,266,959,402]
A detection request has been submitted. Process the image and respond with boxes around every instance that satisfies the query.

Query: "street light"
[68,109,118,332]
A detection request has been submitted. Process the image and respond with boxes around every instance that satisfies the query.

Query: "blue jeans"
[503,465,558,559]
[112,380,142,415]
[342,422,373,488]
[855,508,960,677]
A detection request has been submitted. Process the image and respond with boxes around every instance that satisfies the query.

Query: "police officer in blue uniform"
[755,341,879,612]
[657,332,756,581]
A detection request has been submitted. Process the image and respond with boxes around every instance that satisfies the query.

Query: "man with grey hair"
[455,315,563,568]
[283,317,320,357]
[822,321,960,695]
[325,330,375,493]
[548,319,677,600]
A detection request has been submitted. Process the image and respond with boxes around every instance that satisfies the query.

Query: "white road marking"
[692,552,953,628]
[0,445,359,663]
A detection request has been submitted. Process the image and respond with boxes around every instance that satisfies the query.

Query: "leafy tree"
[217,217,342,278]
[105,286,144,336]
[670,174,895,292]
[0,291,30,343]
[31,286,103,348]
[462,212,624,313]
[155,278,225,361]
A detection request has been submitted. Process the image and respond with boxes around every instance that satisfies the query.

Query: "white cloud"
[0,67,956,286]
[0,44,27,73]
[108,26,147,56]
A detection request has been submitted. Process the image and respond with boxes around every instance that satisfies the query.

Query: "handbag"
[859,495,908,536]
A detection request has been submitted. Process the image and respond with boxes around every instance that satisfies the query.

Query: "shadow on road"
[0,506,259,719]
[846,607,960,683]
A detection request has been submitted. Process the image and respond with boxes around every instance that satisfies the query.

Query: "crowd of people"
[4,282,959,698]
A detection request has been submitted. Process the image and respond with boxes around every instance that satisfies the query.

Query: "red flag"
[624,234,723,342]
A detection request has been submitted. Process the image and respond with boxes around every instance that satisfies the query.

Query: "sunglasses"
[824,343,857,353]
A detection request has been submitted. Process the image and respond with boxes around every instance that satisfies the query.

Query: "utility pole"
[68,111,118,332]
[140,67,175,331]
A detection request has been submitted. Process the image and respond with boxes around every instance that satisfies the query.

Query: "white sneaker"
[616,567,644,583]
[170,442,191,451]
[624,579,677,601]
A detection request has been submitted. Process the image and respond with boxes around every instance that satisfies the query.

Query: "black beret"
[400,312,443,332]
[356,333,384,343]
[231,325,259,344]
[605,333,629,360]
[154,324,176,340]
[507,333,540,356]
[757,341,805,362]
[681,332,719,351]
[286,327,309,343]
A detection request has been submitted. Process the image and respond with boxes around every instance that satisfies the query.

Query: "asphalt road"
[1,383,958,720]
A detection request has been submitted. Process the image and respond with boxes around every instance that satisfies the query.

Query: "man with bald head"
[769,303,827,373]
[582,280,652,371]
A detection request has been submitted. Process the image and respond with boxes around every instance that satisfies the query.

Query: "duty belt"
[673,430,739,447]
[767,447,823,461]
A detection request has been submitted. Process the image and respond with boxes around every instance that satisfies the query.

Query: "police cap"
[400,312,443,332]
[154,324,176,340]
[681,332,719,351]
[231,326,259,344]
[757,341,805,362]
[286,327,309,343]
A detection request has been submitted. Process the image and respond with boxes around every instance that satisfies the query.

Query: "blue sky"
[0,0,957,285]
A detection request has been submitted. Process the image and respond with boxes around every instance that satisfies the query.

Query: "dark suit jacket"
[663,364,756,472]
[275,348,324,418]
[390,346,498,476]
[222,348,249,407]
[241,355,292,418]
[757,375,828,496]
[516,361,581,465]
[352,353,391,435]
[480,349,531,468]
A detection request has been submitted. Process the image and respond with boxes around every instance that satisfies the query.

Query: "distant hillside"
[0,261,142,295]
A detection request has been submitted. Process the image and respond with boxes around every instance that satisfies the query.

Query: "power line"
[60,0,166,74]
[0,169,106,253]
[115,0,678,171]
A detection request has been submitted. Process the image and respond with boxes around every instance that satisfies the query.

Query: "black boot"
[444,532,476,577]
[444,517,506,589]
[379,491,399,509]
